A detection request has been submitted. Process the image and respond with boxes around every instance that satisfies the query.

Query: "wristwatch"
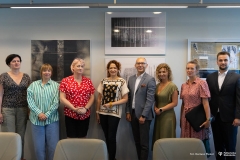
[207,117,213,122]
[160,109,163,113]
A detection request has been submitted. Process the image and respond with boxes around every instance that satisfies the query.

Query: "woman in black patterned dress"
[0,54,31,159]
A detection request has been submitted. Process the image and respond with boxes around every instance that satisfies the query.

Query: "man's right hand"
[126,113,131,122]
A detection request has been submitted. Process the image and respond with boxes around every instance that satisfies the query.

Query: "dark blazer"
[206,71,240,122]
[126,72,156,120]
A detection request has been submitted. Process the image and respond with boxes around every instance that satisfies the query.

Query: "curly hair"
[155,63,173,82]
[106,60,121,77]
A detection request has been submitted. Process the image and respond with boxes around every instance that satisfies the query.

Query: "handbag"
[185,104,206,132]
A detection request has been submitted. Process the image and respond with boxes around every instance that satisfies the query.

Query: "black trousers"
[100,114,120,160]
[211,113,238,160]
[130,110,151,160]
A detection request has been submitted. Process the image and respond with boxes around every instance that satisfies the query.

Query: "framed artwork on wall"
[105,12,166,55]
[104,56,165,83]
[188,39,240,79]
[31,40,90,82]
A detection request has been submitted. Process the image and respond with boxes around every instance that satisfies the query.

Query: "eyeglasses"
[136,62,146,65]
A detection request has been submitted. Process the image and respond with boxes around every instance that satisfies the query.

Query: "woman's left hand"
[200,120,210,128]
[154,107,161,115]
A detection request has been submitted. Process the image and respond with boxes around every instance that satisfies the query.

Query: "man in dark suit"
[126,57,156,160]
[206,51,240,160]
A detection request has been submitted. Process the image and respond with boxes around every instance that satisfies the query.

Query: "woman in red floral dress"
[180,59,211,141]
[60,58,95,138]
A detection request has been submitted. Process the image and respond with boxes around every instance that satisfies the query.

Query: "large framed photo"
[105,12,166,55]
[188,39,240,79]
[105,56,165,83]
[31,40,90,82]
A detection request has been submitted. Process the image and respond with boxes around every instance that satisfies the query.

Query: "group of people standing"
[0,51,239,160]
[0,55,95,160]
[180,51,240,160]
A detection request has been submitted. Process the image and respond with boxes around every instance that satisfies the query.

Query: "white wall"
[1,8,240,160]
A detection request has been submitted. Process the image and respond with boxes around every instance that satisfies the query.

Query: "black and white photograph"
[105,12,166,55]
[31,40,90,82]
[111,17,161,47]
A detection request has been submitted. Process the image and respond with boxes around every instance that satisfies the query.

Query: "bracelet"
[109,102,113,108]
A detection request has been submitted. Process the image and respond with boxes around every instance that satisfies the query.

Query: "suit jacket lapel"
[136,73,147,93]
[132,75,137,91]
[213,72,220,92]
[220,71,232,92]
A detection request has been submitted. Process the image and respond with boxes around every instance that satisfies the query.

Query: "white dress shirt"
[218,70,228,90]
[132,72,145,109]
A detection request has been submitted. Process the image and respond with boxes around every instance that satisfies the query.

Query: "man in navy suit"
[126,57,156,160]
[206,51,240,160]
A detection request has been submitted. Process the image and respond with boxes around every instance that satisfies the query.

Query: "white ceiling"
[0,0,237,4]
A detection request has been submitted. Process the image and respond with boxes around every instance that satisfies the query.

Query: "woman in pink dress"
[180,59,211,141]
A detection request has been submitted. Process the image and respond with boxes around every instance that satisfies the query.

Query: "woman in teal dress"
[152,63,178,145]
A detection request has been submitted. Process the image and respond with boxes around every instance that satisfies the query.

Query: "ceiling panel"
[0,0,237,4]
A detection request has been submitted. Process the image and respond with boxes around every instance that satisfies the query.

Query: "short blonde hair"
[155,63,173,82]
[40,63,53,77]
[71,58,85,73]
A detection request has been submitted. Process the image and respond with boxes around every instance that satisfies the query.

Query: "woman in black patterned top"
[0,54,31,159]
[96,60,129,160]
